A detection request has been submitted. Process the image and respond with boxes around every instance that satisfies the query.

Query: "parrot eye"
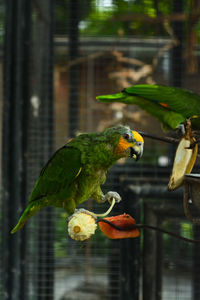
[124,133,130,141]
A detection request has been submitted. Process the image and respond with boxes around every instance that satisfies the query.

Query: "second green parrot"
[11,125,144,233]
[97,84,200,130]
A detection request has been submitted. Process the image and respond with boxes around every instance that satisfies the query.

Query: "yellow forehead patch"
[132,131,144,143]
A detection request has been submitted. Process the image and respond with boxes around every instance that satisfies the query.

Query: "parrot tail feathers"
[10,199,46,234]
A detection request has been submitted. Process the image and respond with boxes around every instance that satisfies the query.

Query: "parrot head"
[104,125,144,161]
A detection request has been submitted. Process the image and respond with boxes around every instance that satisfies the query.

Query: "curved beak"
[130,142,144,161]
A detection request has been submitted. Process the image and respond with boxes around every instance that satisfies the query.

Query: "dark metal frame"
[2,1,55,299]
[2,1,32,299]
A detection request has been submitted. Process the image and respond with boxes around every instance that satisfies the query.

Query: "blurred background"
[1,0,200,299]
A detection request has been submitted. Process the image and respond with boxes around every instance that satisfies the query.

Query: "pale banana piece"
[68,210,97,241]
[168,136,198,190]
[186,140,198,174]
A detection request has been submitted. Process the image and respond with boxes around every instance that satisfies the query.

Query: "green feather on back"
[29,146,82,202]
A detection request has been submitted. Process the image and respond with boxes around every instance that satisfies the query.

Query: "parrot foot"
[103,191,122,204]
[68,198,116,219]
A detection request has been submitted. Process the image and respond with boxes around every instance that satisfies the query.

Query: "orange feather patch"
[160,102,170,109]
[115,137,133,155]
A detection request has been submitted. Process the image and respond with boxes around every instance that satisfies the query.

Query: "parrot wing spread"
[97,91,185,129]
[29,146,82,202]
[125,85,200,118]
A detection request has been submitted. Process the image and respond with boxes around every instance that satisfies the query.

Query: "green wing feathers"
[10,199,47,234]
[11,146,82,233]
[97,88,185,129]
[97,92,132,104]
[125,85,200,117]
[29,146,82,202]
[97,84,200,129]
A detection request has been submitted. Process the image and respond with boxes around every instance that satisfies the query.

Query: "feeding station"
[140,128,200,224]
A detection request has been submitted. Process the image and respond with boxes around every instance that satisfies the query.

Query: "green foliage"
[54,211,68,258]
[79,0,173,37]
[79,8,115,37]
[162,220,194,262]
[54,0,200,42]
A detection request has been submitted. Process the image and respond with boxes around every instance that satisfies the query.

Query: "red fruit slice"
[98,213,140,239]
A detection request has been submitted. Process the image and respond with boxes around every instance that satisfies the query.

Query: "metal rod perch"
[138,131,200,148]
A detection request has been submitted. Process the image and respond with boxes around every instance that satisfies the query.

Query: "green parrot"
[97,84,200,130]
[11,125,144,234]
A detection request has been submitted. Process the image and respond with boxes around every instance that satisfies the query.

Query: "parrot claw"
[104,191,122,204]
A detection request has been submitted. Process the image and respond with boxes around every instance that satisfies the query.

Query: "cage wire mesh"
[1,0,200,300]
